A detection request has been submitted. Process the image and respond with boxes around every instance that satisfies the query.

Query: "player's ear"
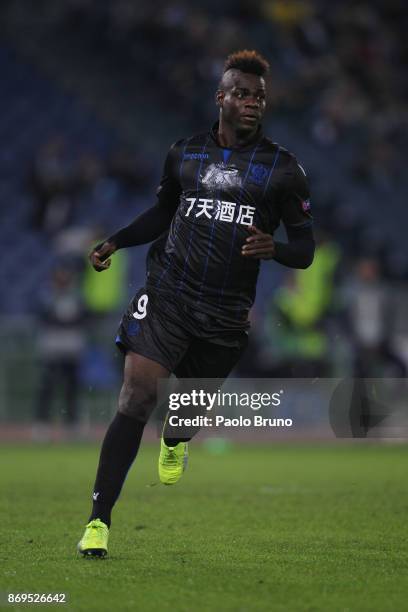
[215,90,224,108]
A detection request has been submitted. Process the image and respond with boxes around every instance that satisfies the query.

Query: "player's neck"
[217,119,259,149]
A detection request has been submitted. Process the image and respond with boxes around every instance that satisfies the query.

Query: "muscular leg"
[89,352,169,526]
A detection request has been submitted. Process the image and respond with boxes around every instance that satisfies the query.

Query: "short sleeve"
[279,156,313,229]
[156,140,183,214]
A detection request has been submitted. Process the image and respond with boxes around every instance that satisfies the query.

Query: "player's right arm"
[89,142,182,272]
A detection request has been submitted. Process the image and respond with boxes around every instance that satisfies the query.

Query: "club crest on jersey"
[248,163,268,186]
[302,199,311,212]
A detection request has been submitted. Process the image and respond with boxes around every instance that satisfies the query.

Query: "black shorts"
[115,287,248,377]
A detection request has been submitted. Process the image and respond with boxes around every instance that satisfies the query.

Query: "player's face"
[217,72,266,133]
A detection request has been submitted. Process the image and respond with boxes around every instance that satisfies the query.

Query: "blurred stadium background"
[0,0,407,440]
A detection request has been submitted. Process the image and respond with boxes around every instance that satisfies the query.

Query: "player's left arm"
[242,157,315,269]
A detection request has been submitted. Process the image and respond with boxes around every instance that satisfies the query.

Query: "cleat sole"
[79,548,107,558]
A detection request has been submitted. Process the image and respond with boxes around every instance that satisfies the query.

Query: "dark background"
[0,0,407,432]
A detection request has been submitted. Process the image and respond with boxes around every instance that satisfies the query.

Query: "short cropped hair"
[223,50,270,76]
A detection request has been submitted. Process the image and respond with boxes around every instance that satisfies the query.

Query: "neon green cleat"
[77,519,109,558]
[158,438,188,485]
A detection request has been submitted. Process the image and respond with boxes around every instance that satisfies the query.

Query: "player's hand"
[241,225,275,259]
[89,240,117,272]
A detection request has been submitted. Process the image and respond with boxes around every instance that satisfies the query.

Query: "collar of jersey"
[210,121,264,152]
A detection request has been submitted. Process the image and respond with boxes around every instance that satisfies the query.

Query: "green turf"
[0,442,407,611]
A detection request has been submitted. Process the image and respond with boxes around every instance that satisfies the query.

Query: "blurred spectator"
[33,265,88,437]
[343,256,407,378]
[263,233,341,377]
[29,136,78,234]
[54,225,98,269]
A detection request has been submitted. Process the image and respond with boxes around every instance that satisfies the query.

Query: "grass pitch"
[0,442,407,611]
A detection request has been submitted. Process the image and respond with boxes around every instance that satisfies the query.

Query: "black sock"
[89,412,145,527]
[163,437,191,447]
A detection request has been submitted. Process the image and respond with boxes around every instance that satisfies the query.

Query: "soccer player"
[78,50,314,556]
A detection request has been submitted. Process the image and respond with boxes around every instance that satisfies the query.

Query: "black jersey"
[146,121,312,327]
